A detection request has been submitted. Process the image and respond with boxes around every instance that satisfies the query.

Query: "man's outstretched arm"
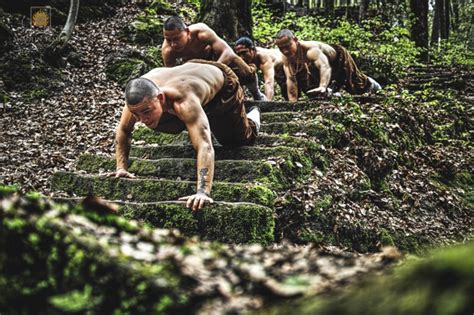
[113,105,136,178]
[306,49,332,96]
[176,95,215,210]
[283,61,299,101]
[260,57,276,100]
[161,43,177,67]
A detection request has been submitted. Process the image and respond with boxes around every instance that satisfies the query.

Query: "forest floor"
[0,5,141,192]
[0,2,473,313]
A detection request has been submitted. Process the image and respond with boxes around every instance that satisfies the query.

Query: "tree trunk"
[44,0,80,64]
[452,0,459,31]
[438,0,447,39]
[444,0,450,39]
[324,0,334,15]
[431,0,441,45]
[198,0,252,42]
[409,0,429,62]
[359,0,370,22]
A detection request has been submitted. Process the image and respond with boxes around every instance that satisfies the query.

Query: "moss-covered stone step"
[118,200,274,244]
[261,121,345,146]
[245,100,330,112]
[261,111,323,123]
[131,132,326,167]
[54,198,275,244]
[75,154,310,188]
[133,126,323,148]
[245,96,382,112]
[130,144,306,160]
[51,171,276,207]
[133,127,191,145]
[406,77,466,86]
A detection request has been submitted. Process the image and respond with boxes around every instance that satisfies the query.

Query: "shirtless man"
[234,36,288,101]
[274,29,381,101]
[161,16,266,101]
[112,60,261,211]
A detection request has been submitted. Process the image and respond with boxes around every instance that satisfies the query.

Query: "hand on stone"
[306,87,328,97]
[179,192,214,211]
[106,168,136,178]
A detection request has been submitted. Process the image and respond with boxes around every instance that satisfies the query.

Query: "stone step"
[75,154,310,189]
[56,198,275,244]
[261,121,344,146]
[134,121,343,146]
[130,143,306,160]
[405,81,467,91]
[244,95,383,112]
[133,127,323,148]
[409,65,453,72]
[262,111,322,123]
[122,201,275,244]
[131,131,327,168]
[405,72,455,80]
[51,171,276,207]
[405,77,466,85]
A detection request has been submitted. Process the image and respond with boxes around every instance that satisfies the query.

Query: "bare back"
[143,62,224,107]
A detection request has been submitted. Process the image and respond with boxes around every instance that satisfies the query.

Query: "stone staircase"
[51,101,330,245]
[403,64,473,94]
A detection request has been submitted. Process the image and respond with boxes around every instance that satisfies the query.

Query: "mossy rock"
[121,1,173,45]
[118,200,274,244]
[0,193,196,314]
[133,127,190,145]
[75,153,307,189]
[105,49,160,86]
[0,50,63,97]
[50,172,277,207]
[285,242,474,315]
[261,120,345,147]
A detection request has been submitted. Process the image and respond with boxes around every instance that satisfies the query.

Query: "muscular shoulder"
[256,48,273,67]
[191,23,215,42]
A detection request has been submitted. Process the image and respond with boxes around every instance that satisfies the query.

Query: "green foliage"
[252,1,299,45]
[430,40,474,67]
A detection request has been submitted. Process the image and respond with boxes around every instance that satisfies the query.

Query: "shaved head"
[125,78,161,106]
[276,29,296,40]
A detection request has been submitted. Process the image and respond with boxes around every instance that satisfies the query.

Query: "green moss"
[0,185,19,196]
[133,127,189,144]
[49,285,100,312]
[120,201,274,244]
[102,155,295,187]
[378,228,395,247]
[105,58,148,86]
[0,88,9,104]
[51,172,277,207]
[432,171,473,209]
